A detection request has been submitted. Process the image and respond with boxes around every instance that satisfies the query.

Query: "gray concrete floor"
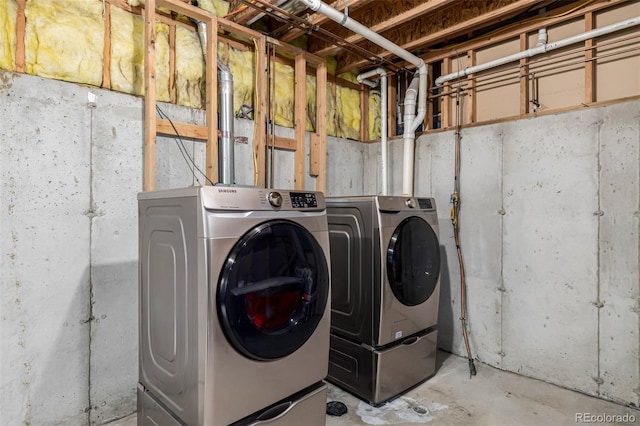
[108,352,639,426]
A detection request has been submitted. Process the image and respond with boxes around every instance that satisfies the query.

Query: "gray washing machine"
[137,186,331,426]
[326,195,441,405]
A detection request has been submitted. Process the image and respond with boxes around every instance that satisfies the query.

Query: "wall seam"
[499,128,505,365]
[87,102,96,425]
[636,110,640,407]
[595,117,602,396]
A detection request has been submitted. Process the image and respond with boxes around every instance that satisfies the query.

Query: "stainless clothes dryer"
[326,195,441,405]
[137,186,331,426]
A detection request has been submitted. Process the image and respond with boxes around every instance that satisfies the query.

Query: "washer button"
[405,198,416,208]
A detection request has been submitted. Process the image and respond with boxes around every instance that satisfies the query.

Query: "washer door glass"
[218,220,329,360]
[386,216,441,306]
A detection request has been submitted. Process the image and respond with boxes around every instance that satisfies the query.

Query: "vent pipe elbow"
[299,0,427,196]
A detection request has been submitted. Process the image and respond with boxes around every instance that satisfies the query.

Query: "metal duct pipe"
[357,68,388,195]
[193,19,235,184]
[436,16,640,86]
[217,62,235,185]
[299,0,427,196]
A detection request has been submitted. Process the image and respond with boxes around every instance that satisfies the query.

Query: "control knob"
[267,191,283,208]
[405,198,416,208]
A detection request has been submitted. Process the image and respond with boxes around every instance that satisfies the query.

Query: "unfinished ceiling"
[225,0,593,74]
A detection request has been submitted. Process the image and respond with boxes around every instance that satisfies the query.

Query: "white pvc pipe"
[436,16,640,86]
[403,75,420,197]
[300,0,427,196]
[357,68,389,195]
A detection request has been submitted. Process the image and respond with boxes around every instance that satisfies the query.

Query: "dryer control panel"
[377,196,436,212]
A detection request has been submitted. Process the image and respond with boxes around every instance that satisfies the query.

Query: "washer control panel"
[290,192,318,208]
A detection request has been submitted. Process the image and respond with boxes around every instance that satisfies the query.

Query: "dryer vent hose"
[451,91,476,378]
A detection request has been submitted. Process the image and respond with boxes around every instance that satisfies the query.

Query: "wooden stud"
[441,57,451,129]
[585,12,595,104]
[254,36,267,188]
[205,16,218,185]
[315,62,328,193]
[294,53,306,190]
[169,23,176,104]
[143,0,157,191]
[388,76,397,136]
[15,0,25,73]
[519,33,529,115]
[360,85,369,141]
[466,49,476,124]
[102,2,111,89]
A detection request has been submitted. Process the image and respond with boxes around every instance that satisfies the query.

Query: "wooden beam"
[267,36,324,65]
[336,0,544,74]
[280,0,376,42]
[143,0,157,191]
[294,53,306,190]
[157,120,208,139]
[441,57,451,129]
[102,2,111,89]
[254,36,267,187]
[157,0,212,21]
[584,12,595,104]
[314,0,455,57]
[169,23,176,104]
[15,0,25,73]
[206,16,219,184]
[466,49,476,124]
[314,62,328,193]
[360,85,369,141]
[419,0,628,65]
[519,33,529,115]
[273,136,297,151]
[388,76,396,137]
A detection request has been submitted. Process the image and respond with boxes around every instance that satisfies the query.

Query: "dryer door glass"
[386,216,440,306]
[218,220,329,360]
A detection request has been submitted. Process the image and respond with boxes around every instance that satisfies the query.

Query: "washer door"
[218,220,329,360]
[386,216,441,306]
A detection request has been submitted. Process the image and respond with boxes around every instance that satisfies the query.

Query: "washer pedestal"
[327,328,438,406]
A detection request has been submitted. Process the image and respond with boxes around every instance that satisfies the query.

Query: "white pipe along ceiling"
[435,16,640,86]
[357,68,388,196]
[299,0,427,197]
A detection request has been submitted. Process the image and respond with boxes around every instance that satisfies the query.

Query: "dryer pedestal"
[327,328,438,406]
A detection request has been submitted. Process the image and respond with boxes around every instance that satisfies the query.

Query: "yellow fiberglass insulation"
[273,61,294,128]
[326,85,337,137]
[305,74,316,131]
[110,6,170,101]
[197,0,229,17]
[369,90,381,140]
[336,84,360,140]
[0,0,17,71]
[228,45,254,116]
[25,0,103,86]
[175,26,205,109]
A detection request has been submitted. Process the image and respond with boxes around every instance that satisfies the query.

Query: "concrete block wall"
[365,100,640,407]
[1,69,638,426]
[0,70,365,425]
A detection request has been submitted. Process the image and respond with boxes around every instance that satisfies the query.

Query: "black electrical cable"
[155,105,216,186]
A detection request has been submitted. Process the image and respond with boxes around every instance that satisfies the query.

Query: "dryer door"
[386,216,441,306]
[217,220,329,360]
